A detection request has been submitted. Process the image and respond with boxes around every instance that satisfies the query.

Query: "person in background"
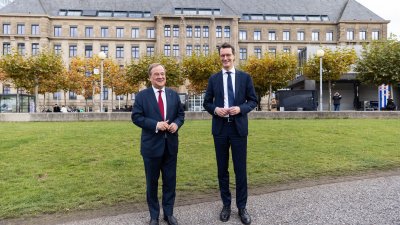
[60,105,68,113]
[132,63,185,225]
[386,98,396,111]
[203,42,257,225]
[332,92,342,111]
[53,104,61,112]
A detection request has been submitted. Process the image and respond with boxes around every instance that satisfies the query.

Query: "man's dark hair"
[218,42,235,55]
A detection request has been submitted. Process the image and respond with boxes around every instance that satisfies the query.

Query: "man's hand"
[156,120,169,131]
[228,106,240,115]
[168,123,178,133]
[215,107,230,117]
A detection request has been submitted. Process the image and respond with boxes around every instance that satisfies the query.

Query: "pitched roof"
[0,0,387,23]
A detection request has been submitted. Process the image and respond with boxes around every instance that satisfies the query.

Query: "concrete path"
[57,174,400,225]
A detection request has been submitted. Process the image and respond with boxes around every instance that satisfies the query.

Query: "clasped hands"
[215,106,240,117]
[156,120,178,133]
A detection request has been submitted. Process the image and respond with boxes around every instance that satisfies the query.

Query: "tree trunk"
[328,80,332,111]
[110,86,114,112]
[16,87,20,113]
[34,78,39,113]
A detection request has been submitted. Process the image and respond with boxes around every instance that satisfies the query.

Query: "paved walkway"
[56,174,400,225]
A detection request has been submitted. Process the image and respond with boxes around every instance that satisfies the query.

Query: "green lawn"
[1,119,400,219]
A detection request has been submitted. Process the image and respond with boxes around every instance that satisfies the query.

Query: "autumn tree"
[355,37,400,92]
[240,52,297,110]
[181,51,220,94]
[113,66,139,109]
[304,47,357,111]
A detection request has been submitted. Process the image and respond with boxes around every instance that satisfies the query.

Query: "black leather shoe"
[149,218,159,225]
[163,215,178,225]
[238,208,251,225]
[219,205,231,222]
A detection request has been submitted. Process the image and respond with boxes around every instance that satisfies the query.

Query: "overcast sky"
[356,0,399,37]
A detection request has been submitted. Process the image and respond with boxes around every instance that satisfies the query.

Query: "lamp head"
[98,51,107,60]
[316,49,325,57]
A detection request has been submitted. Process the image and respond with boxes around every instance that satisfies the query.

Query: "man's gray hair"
[148,63,165,76]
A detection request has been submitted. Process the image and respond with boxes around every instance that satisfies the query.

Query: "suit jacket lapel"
[217,71,224,103]
[147,88,162,120]
[235,71,240,104]
[165,88,172,120]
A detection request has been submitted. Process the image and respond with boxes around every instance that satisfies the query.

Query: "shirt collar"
[222,67,235,75]
[152,86,165,93]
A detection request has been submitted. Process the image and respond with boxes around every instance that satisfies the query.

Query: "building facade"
[0,0,389,112]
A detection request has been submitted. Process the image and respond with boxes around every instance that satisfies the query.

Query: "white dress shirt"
[222,68,236,109]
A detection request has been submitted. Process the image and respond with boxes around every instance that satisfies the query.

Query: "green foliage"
[126,55,183,88]
[355,37,400,85]
[0,52,33,90]
[181,51,221,94]
[304,47,357,81]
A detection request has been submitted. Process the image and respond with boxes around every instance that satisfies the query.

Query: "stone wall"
[1,111,400,122]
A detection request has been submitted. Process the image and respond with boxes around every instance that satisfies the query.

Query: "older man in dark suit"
[203,42,257,225]
[132,63,184,225]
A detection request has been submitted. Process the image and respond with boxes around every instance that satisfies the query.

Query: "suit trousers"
[213,121,248,209]
[142,142,177,219]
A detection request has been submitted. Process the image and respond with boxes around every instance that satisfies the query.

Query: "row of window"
[238,47,295,60]
[53,90,125,101]
[239,30,380,41]
[164,25,230,38]
[2,42,39,55]
[58,10,151,18]
[241,14,329,22]
[54,26,156,39]
[2,24,39,35]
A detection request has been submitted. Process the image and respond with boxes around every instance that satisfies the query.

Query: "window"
[194,26,201,38]
[254,47,261,58]
[100,45,108,56]
[69,45,77,57]
[85,45,93,58]
[224,26,230,38]
[131,46,139,59]
[131,28,139,38]
[359,31,367,40]
[173,25,179,37]
[69,91,77,100]
[85,27,93,37]
[164,25,171,37]
[3,43,11,55]
[116,46,124,58]
[186,45,192,56]
[268,31,276,41]
[297,31,305,41]
[203,44,209,55]
[31,24,39,35]
[101,27,109,37]
[216,26,222,38]
[146,46,154,56]
[312,31,319,41]
[54,26,62,37]
[326,32,333,41]
[116,27,124,38]
[173,45,179,57]
[283,47,291,53]
[203,26,209,38]
[70,26,78,37]
[186,26,192,38]
[283,31,290,41]
[239,30,247,40]
[372,31,380,40]
[147,28,155,38]
[194,45,201,55]
[268,47,276,56]
[17,24,25,35]
[347,30,354,40]
[3,24,11,34]
[32,43,39,55]
[116,95,124,100]
[239,48,247,60]
[3,84,11,94]
[54,44,61,55]
[164,44,171,56]
[53,92,61,100]
[17,43,25,55]
[102,87,108,100]
[254,30,261,40]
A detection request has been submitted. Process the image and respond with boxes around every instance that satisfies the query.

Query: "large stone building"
[0,0,389,112]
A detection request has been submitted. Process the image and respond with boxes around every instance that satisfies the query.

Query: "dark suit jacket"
[203,70,257,136]
[132,87,185,158]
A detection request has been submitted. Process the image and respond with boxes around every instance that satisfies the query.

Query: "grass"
[1,119,400,219]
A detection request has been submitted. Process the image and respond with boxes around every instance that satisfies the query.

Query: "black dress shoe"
[163,215,178,225]
[219,205,231,222]
[149,218,159,225]
[238,208,251,225]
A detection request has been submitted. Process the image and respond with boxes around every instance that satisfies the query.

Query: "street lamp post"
[316,49,325,111]
[98,51,106,112]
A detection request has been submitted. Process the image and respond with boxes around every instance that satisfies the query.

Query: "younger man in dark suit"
[203,43,257,225]
[132,63,185,225]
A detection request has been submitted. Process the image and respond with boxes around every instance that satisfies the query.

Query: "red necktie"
[158,90,164,120]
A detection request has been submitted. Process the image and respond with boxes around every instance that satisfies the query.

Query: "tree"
[355,37,400,89]
[113,66,139,109]
[126,55,183,89]
[181,51,220,94]
[304,47,357,111]
[240,52,297,110]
